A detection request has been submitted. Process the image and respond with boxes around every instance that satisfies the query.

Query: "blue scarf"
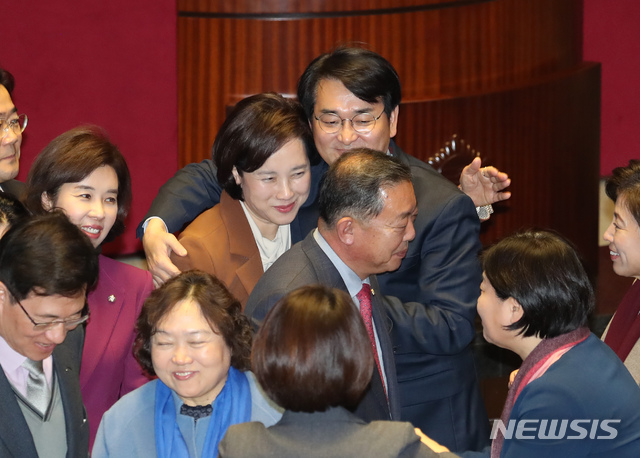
[154,366,251,458]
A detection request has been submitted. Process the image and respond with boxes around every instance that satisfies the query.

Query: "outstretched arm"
[459,157,511,207]
[136,159,223,286]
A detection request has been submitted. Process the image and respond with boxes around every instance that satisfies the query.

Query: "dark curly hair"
[134,270,252,376]
[0,191,29,230]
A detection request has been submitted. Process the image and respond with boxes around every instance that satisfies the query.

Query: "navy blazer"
[245,232,401,423]
[137,141,489,451]
[463,335,640,458]
[0,327,89,457]
[380,145,489,451]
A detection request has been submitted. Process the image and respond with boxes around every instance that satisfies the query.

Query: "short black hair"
[214,93,315,200]
[605,159,640,227]
[318,148,411,228]
[252,285,374,412]
[0,212,99,302]
[134,270,252,376]
[297,46,401,122]
[482,230,594,339]
[0,192,29,229]
[0,66,15,95]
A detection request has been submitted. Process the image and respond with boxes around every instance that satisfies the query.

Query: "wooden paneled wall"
[177,0,599,271]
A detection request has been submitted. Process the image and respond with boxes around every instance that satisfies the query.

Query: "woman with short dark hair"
[170,93,314,308]
[468,230,640,457]
[219,285,458,458]
[93,271,281,457]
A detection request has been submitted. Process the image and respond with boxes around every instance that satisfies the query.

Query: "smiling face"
[312,79,398,165]
[348,181,417,278]
[151,298,232,407]
[603,196,640,279]
[0,85,21,183]
[0,284,85,360]
[232,138,311,240]
[43,165,118,248]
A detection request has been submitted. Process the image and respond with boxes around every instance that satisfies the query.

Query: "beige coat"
[602,319,640,385]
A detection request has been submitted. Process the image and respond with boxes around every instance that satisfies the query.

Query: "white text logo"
[490,419,620,440]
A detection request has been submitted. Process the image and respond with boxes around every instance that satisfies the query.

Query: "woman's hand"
[143,218,186,287]
[414,428,450,453]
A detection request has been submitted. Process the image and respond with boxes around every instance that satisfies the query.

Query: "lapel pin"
[108,295,116,303]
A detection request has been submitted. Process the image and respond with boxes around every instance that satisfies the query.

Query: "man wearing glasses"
[0,67,28,197]
[0,213,99,458]
[138,47,510,451]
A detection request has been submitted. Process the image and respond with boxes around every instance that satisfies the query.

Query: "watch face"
[477,205,493,220]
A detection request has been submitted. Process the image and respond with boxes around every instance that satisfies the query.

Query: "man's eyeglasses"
[17,299,90,331]
[0,114,28,139]
[314,110,384,134]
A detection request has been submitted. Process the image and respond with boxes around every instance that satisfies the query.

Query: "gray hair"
[318,148,411,228]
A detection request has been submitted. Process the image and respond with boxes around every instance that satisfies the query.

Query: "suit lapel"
[80,256,125,387]
[54,327,88,457]
[0,369,39,457]
[222,195,265,299]
[299,234,348,289]
[625,338,640,385]
[370,276,401,420]
[300,234,395,420]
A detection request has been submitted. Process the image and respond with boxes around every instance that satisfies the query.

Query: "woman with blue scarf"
[93,271,282,457]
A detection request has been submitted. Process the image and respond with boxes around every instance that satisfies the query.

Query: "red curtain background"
[584,0,640,176]
[5,0,177,254]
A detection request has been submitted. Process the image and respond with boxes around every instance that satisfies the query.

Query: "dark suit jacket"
[170,192,264,308]
[379,145,489,451]
[0,179,25,199]
[245,232,401,422]
[219,406,461,458]
[0,327,89,457]
[137,141,489,451]
[462,335,640,458]
[81,255,152,449]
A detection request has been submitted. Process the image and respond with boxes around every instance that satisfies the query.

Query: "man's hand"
[143,218,187,287]
[414,428,450,453]
[460,157,511,207]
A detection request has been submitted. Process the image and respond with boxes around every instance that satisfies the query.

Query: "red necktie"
[357,283,386,395]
